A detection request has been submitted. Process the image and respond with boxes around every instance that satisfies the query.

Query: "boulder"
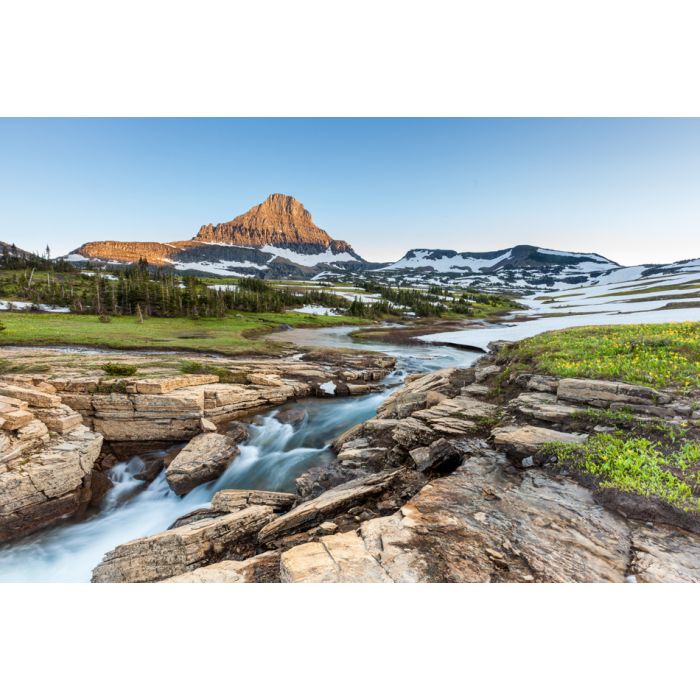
[164,551,280,583]
[557,378,671,408]
[461,384,491,397]
[474,364,500,382]
[248,373,284,387]
[211,489,296,513]
[221,421,250,443]
[32,405,84,434]
[258,470,399,543]
[295,461,360,499]
[391,417,436,450]
[200,418,217,432]
[412,395,498,436]
[509,392,580,424]
[491,424,587,459]
[409,438,462,473]
[526,375,560,393]
[336,446,388,469]
[165,433,239,495]
[0,382,61,408]
[377,367,474,418]
[275,406,308,426]
[91,505,275,582]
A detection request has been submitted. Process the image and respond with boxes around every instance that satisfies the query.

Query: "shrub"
[179,360,249,384]
[100,362,138,377]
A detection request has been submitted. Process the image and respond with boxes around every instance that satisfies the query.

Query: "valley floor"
[0,310,366,358]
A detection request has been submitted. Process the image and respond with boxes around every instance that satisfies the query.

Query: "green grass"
[100,362,138,377]
[543,434,700,512]
[178,359,250,383]
[0,311,366,356]
[499,322,700,390]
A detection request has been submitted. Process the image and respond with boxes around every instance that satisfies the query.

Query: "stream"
[0,330,480,582]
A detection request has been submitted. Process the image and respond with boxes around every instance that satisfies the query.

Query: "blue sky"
[0,118,698,264]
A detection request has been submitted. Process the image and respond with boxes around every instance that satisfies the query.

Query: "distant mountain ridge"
[52,195,698,289]
[382,245,618,272]
[369,245,700,291]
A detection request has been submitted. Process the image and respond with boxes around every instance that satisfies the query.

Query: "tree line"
[1,258,356,319]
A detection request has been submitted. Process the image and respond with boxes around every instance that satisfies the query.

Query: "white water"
[0,341,476,582]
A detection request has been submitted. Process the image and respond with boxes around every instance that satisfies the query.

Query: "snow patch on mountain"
[171,260,266,276]
[381,249,511,272]
[260,245,359,266]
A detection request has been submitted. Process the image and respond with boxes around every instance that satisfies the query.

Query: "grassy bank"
[498,322,700,390]
[490,321,700,516]
[544,434,700,514]
[0,311,365,356]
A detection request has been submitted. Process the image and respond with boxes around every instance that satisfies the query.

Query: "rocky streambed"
[0,338,474,581]
[1,326,699,582]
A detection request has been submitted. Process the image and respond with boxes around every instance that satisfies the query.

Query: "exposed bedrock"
[1,379,103,542]
[86,348,700,583]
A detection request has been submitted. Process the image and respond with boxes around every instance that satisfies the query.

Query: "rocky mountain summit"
[68,194,365,278]
[82,343,700,583]
[194,193,356,255]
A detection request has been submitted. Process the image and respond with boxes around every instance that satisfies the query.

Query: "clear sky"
[0,118,698,265]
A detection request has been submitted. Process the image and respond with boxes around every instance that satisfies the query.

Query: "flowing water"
[0,330,480,582]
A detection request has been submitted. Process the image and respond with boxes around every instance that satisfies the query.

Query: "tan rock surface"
[0,392,103,542]
[258,471,399,543]
[282,453,637,582]
[211,489,296,513]
[165,433,239,495]
[557,378,671,407]
[491,424,587,458]
[92,505,276,582]
[280,531,392,583]
[629,525,700,582]
[164,551,280,583]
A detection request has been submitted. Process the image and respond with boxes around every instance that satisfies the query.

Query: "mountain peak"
[193,193,354,254]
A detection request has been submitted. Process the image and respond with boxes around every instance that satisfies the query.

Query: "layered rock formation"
[0,379,103,542]
[194,193,355,255]
[88,345,700,583]
[91,505,277,583]
[27,351,394,444]
[75,240,196,265]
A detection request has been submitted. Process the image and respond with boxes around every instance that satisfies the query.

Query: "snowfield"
[260,245,358,266]
[290,305,341,316]
[419,267,700,350]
